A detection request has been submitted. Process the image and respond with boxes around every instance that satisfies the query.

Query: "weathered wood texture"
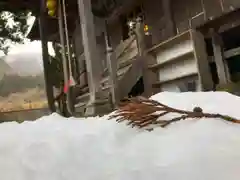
[211,32,230,84]
[191,30,213,90]
[78,0,103,103]
[148,30,212,92]
[141,0,240,47]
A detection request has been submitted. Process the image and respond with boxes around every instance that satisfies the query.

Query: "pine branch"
[109,96,240,130]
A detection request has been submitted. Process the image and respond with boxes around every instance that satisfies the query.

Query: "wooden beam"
[39,0,56,112]
[77,0,103,99]
[211,30,230,84]
[104,20,119,106]
[197,8,240,36]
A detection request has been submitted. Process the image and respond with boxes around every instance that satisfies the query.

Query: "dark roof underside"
[0,0,139,41]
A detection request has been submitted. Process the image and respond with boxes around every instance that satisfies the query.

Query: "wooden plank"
[148,51,194,71]
[208,46,240,62]
[190,30,213,90]
[77,0,103,102]
[211,31,230,84]
[202,0,223,20]
[104,20,119,106]
[224,46,240,58]
[190,12,205,28]
[117,56,143,99]
[222,0,240,12]
[152,73,198,87]
[147,30,191,54]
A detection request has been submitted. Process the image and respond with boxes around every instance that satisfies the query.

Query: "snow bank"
[1,92,240,180]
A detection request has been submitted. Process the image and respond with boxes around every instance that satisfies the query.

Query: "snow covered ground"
[1,92,240,180]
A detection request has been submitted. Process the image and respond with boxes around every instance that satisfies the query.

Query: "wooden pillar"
[77,0,113,116]
[211,30,230,85]
[162,0,176,37]
[135,17,152,97]
[39,0,56,112]
[77,0,102,102]
[104,20,119,106]
[191,30,213,91]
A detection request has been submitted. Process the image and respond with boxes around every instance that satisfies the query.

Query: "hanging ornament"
[47,0,57,9]
[144,24,150,35]
[46,0,57,17]
[48,9,56,17]
[144,24,149,32]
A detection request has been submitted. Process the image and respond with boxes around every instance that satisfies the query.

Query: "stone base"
[84,99,113,117]
[83,91,114,116]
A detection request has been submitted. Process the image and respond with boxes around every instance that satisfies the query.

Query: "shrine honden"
[1,0,240,116]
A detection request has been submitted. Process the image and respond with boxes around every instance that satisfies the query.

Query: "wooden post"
[211,30,230,85]
[104,20,119,106]
[135,17,152,97]
[39,0,56,112]
[77,0,108,115]
[191,30,213,91]
[77,0,102,100]
[162,0,176,36]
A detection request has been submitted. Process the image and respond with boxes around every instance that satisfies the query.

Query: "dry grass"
[0,88,48,112]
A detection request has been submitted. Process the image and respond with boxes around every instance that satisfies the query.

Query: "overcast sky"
[9,41,54,56]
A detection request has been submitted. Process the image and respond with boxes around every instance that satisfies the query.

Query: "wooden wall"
[142,0,240,47]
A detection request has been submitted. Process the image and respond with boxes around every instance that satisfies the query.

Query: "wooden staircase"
[73,36,142,116]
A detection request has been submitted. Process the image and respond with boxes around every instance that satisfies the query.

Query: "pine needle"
[109,96,240,130]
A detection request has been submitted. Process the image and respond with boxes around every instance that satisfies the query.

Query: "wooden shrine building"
[1,0,240,116]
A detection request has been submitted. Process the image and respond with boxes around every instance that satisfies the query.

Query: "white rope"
[62,0,73,77]
[58,0,73,115]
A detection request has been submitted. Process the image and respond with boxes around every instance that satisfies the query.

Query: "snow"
[1,92,240,180]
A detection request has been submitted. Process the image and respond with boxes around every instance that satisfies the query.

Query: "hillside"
[0,73,47,111]
[0,59,11,81]
[3,52,43,76]
[0,51,48,111]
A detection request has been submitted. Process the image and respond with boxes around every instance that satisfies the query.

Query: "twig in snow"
[109,96,240,130]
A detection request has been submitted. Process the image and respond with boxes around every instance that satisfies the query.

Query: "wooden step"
[100,57,137,88]
[74,92,112,116]
[75,92,90,104]
[73,85,89,97]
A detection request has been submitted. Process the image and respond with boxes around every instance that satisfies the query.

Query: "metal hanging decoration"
[46,0,57,17]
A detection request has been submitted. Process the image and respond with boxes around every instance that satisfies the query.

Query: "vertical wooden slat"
[104,20,119,106]
[191,30,213,90]
[77,0,103,102]
[211,31,230,84]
